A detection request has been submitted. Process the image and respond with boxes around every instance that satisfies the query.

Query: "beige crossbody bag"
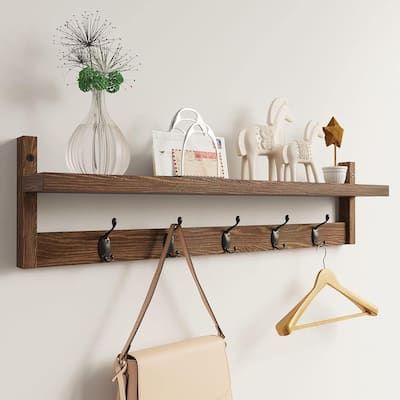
[113,224,232,400]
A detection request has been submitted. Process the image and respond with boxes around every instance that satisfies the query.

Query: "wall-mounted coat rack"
[17,136,389,268]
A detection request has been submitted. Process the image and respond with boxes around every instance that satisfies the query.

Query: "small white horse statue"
[237,98,293,180]
[283,120,323,182]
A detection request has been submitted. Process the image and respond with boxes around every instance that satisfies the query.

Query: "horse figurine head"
[267,97,294,145]
[267,98,294,126]
[304,120,324,143]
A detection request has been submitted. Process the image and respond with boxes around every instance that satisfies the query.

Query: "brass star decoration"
[323,117,344,148]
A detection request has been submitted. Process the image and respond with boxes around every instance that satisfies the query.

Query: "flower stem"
[334,145,337,166]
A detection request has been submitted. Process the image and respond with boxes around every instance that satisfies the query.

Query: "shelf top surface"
[22,172,389,197]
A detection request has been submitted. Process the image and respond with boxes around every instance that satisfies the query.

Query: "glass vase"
[66,90,131,174]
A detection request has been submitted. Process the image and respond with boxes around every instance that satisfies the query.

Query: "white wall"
[0,1,397,399]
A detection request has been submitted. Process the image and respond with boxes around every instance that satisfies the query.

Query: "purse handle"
[168,108,222,177]
[180,122,221,177]
[118,224,225,363]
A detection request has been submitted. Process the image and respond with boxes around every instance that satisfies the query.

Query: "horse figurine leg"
[276,163,284,182]
[289,162,297,182]
[274,148,285,182]
[310,162,319,183]
[304,163,311,182]
[247,154,257,180]
[241,156,249,179]
[284,164,289,182]
[267,155,275,181]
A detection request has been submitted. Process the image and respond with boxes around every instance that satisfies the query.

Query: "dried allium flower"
[54,11,140,92]
[56,11,114,51]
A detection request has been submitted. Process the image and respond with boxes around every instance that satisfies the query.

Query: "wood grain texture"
[35,223,346,268]
[17,136,37,268]
[15,136,390,269]
[22,172,389,197]
[338,162,356,244]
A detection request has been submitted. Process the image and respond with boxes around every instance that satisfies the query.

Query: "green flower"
[106,71,124,93]
[78,67,124,93]
[78,67,95,92]
[91,70,107,91]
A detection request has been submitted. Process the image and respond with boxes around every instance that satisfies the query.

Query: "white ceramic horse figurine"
[237,98,293,180]
[283,120,323,182]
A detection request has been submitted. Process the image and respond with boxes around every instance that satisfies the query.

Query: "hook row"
[97,214,330,262]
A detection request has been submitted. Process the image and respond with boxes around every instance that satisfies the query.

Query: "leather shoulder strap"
[175,226,225,338]
[118,224,224,362]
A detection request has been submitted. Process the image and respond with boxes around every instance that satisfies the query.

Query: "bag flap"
[130,336,232,400]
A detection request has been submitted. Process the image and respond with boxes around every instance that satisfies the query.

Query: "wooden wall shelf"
[17,136,389,269]
[36,223,346,268]
[23,173,388,197]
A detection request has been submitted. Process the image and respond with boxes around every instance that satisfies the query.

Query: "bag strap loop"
[118,224,225,363]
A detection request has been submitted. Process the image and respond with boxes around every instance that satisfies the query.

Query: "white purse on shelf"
[152,108,229,177]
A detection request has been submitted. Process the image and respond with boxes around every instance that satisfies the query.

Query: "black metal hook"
[166,217,183,257]
[98,217,117,262]
[175,216,183,229]
[271,214,290,250]
[222,216,240,253]
[312,214,330,246]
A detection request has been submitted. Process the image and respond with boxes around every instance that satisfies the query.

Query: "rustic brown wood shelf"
[22,173,388,197]
[17,136,389,269]
[36,223,346,268]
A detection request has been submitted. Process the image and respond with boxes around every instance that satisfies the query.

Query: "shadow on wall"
[125,117,153,175]
[225,107,252,179]
[0,38,59,270]
[77,362,116,400]
[0,38,59,127]
[0,140,17,273]
[66,263,131,400]
[65,257,196,400]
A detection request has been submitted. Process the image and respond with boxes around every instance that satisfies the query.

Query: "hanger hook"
[312,214,330,247]
[98,217,117,262]
[271,214,290,250]
[314,214,330,231]
[316,241,328,269]
[175,216,183,229]
[104,217,117,239]
[318,243,327,269]
[222,216,240,253]
[167,217,183,257]
[275,214,290,231]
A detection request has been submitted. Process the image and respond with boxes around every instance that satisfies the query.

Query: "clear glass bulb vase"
[66,90,131,174]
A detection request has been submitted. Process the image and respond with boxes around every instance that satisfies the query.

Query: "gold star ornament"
[323,117,344,166]
[323,117,344,148]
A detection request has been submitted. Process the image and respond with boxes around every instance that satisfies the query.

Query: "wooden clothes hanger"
[276,252,378,336]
